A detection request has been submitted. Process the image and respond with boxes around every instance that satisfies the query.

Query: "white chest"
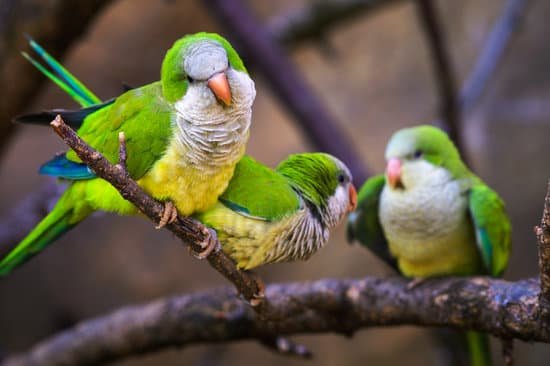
[379,162,470,251]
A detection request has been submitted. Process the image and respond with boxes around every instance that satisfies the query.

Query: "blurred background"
[0,0,549,365]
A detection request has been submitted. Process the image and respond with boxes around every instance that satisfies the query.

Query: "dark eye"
[337,173,346,184]
[187,75,194,83]
[413,149,423,159]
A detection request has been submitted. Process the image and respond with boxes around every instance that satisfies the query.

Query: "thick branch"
[49,116,262,305]
[415,0,462,155]
[537,180,550,308]
[2,276,547,366]
[268,0,404,46]
[203,0,369,184]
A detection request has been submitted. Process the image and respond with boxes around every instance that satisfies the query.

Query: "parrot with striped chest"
[197,153,357,270]
[347,125,511,366]
[0,32,256,275]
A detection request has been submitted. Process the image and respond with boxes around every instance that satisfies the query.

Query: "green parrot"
[196,153,357,270]
[346,125,511,366]
[0,32,256,275]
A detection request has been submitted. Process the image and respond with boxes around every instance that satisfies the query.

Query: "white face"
[399,159,452,190]
[175,41,256,125]
[323,158,354,228]
[325,183,353,228]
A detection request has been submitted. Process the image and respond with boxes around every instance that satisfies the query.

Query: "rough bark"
[1,276,547,366]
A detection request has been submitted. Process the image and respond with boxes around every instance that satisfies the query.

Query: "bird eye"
[337,173,346,184]
[413,150,423,159]
[187,75,194,83]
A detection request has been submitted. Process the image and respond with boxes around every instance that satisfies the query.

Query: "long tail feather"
[24,34,101,107]
[0,191,88,276]
[467,331,492,366]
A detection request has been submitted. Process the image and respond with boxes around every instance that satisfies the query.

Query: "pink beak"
[207,71,232,106]
[348,184,358,212]
[386,158,402,189]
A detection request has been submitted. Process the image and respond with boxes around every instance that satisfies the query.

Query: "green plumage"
[197,153,354,270]
[218,156,300,221]
[0,32,255,275]
[65,82,173,180]
[347,125,511,366]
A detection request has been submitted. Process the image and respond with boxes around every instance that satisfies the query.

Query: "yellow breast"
[138,143,242,216]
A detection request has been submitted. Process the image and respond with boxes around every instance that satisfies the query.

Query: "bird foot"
[190,227,220,260]
[247,271,266,307]
[155,201,178,229]
[406,277,428,290]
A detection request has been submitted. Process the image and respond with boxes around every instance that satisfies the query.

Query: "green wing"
[66,82,174,180]
[468,183,511,277]
[347,174,397,269]
[218,156,300,221]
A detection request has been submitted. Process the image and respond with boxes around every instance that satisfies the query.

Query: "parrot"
[0,32,256,275]
[196,153,358,270]
[346,125,511,366]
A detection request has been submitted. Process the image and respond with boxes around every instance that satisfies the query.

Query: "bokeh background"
[1,0,549,365]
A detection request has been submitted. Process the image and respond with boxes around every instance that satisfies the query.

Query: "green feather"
[276,153,340,209]
[0,189,90,276]
[25,36,101,107]
[466,331,492,366]
[218,156,300,221]
[347,174,397,269]
[65,82,173,180]
[469,184,511,277]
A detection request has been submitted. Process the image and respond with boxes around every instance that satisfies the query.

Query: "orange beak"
[386,158,402,189]
[348,184,358,212]
[207,71,232,106]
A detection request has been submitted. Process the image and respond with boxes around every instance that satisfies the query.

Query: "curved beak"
[386,158,403,189]
[207,71,232,106]
[348,184,358,212]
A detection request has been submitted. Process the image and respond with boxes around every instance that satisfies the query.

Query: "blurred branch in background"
[459,0,529,112]
[2,275,549,366]
[0,0,113,152]
[414,0,462,155]
[269,0,404,46]
[0,181,63,259]
[204,0,370,184]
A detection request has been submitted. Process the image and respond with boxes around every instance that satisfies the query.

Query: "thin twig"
[2,276,549,366]
[203,0,369,184]
[536,180,550,310]
[415,0,463,155]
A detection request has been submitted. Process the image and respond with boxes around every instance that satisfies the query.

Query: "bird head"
[277,153,357,229]
[383,125,467,191]
[161,32,255,108]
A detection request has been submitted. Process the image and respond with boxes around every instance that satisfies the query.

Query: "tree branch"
[414,0,463,155]
[48,116,262,307]
[459,0,530,112]
[268,0,404,46]
[2,275,548,366]
[0,181,63,259]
